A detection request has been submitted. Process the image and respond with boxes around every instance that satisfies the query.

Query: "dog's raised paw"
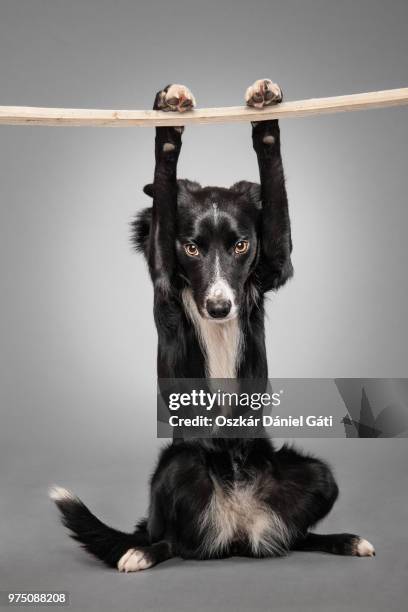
[352,537,376,557]
[245,79,282,108]
[157,84,196,113]
[117,548,153,572]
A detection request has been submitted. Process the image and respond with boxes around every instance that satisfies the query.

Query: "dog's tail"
[49,486,150,568]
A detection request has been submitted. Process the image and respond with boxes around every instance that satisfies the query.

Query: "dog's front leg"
[148,86,197,369]
[246,79,293,292]
[148,84,195,292]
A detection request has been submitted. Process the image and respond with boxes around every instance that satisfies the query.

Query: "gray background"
[0,0,407,610]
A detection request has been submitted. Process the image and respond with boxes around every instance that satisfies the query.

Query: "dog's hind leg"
[273,445,376,558]
[50,486,152,568]
[117,540,172,572]
[50,486,174,571]
[292,532,375,557]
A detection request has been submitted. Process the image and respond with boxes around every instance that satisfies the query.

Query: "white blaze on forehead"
[212,202,219,224]
[193,204,238,235]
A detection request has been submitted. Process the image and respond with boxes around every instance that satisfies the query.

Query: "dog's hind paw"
[245,79,282,108]
[157,84,196,113]
[117,548,153,572]
[353,537,376,557]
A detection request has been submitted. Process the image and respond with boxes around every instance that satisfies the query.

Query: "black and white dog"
[51,79,375,571]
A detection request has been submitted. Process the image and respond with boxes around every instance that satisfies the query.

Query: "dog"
[50,79,375,571]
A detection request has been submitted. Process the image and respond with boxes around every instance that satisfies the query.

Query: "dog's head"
[134,180,262,322]
[175,180,262,321]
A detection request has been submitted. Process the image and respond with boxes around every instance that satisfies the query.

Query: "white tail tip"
[48,485,76,502]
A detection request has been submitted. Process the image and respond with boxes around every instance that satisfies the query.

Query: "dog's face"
[175,181,261,321]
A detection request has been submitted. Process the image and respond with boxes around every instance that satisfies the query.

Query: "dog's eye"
[184,243,200,257]
[234,240,249,255]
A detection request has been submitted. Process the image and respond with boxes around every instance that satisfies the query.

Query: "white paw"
[245,78,282,108]
[158,84,196,113]
[354,538,376,557]
[117,548,153,572]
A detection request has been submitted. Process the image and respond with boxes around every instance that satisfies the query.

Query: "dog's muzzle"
[205,298,232,319]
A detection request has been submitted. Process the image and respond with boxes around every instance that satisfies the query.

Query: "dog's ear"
[178,179,201,192]
[177,179,201,204]
[177,179,202,205]
[230,181,262,208]
[143,184,154,198]
[144,180,201,202]
[131,207,152,255]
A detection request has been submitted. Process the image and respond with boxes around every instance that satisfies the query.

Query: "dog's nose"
[206,299,231,319]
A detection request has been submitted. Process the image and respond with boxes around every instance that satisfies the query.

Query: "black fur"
[131,115,293,379]
[53,440,369,569]
[52,83,373,570]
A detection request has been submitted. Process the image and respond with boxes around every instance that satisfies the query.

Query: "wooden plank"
[0,88,407,127]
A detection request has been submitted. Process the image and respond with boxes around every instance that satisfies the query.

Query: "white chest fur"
[200,479,290,556]
[182,288,242,378]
